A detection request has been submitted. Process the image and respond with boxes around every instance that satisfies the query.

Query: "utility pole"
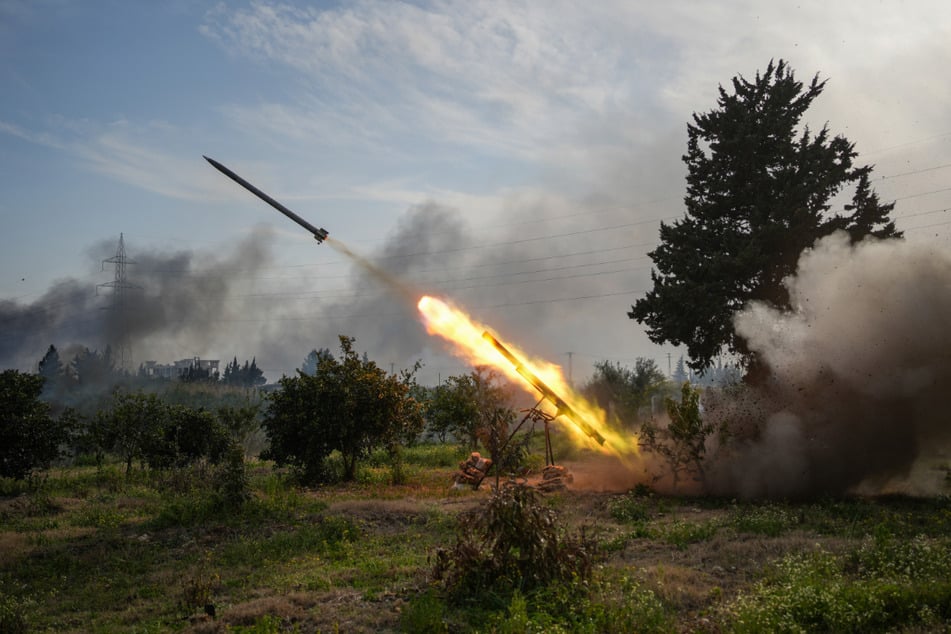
[98,233,140,372]
[566,351,573,388]
[667,352,672,379]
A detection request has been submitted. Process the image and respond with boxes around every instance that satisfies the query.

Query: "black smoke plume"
[0,228,277,373]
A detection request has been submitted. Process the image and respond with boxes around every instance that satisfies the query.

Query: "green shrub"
[660,519,719,550]
[400,589,448,633]
[0,370,71,480]
[432,483,598,605]
[152,492,220,529]
[721,541,951,633]
[609,492,651,523]
[216,442,251,510]
[0,591,32,634]
[179,551,219,616]
[638,382,716,487]
[404,443,468,468]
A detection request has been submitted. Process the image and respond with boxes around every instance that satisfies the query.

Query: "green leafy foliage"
[432,483,597,605]
[425,367,516,452]
[216,441,251,510]
[629,59,900,376]
[729,503,799,537]
[609,491,652,523]
[582,358,667,425]
[300,347,333,377]
[722,539,951,633]
[0,370,72,480]
[0,589,32,634]
[90,391,167,474]
[147,405,230,470]
[639,383,715,486]
[222,356,266,387]
[424,374,480,445]
[87,390,233,475]
[262,336,424,484]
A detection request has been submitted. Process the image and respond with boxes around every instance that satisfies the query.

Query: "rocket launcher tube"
[481,331,606,446]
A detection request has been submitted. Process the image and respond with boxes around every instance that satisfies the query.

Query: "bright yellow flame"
[417,295,640,461]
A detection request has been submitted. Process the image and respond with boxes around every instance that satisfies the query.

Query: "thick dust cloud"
[705,232,951,497]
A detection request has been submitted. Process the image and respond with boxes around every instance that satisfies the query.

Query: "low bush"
[728,503,798,537]
[432,482,598,606]
[609,491,652,523]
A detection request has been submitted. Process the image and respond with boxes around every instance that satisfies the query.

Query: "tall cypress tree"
[629,60,899,378]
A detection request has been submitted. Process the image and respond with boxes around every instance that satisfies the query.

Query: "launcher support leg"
[544,419,555,467]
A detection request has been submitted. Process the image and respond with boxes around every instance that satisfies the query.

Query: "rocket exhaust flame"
[481,332,606,446]
[417,295,638,459]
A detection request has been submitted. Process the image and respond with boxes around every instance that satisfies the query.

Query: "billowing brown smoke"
[704,232,951,498]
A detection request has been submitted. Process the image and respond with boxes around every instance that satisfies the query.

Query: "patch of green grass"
[0,588,33,634]
[721,538,951,633]
[609,492,652,523]
[400,589,448,633]
[230,614,297,633]
[728,503,798,537]
[452,575,671,634]
[798,495,951,539]
[150,492,222,529]
[658,519,720,550]
[10,459,951,633]
[218,515,358,567]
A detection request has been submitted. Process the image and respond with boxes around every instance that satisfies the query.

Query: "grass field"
[2,444,951,632]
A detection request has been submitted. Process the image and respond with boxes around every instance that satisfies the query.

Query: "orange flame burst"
[417,295,640,461]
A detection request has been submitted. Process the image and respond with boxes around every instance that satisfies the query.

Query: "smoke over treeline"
[702,233,951,497]
[0,194,656,385]
[0,228,277,373]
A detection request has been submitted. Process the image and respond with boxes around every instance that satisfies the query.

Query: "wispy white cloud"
[75,122,227,202]
[201,0,951,183]
[200,1,665,168]
[0,119,65,149]
[1,116,243,202]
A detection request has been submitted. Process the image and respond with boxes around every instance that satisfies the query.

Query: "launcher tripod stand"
[493,397,573,491]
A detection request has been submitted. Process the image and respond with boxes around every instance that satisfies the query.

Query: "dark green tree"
[582,358,667,424]
[262,336,424,484]
[70,346,117,388]
[179,363,216,384]
[92,391,168,475]
[216,440,251,510]
[222,356,266,387]
[0,370,71,480]
[37,345,65,397]
[629,60,900,378]
[672,356,689,386]
[469,366,515,450]
[424,374,480,444]
[300,347,333,376]
[146,405,229,470]
[216,403,261,446]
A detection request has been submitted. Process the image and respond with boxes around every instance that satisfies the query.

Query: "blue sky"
[2,0,950,383]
